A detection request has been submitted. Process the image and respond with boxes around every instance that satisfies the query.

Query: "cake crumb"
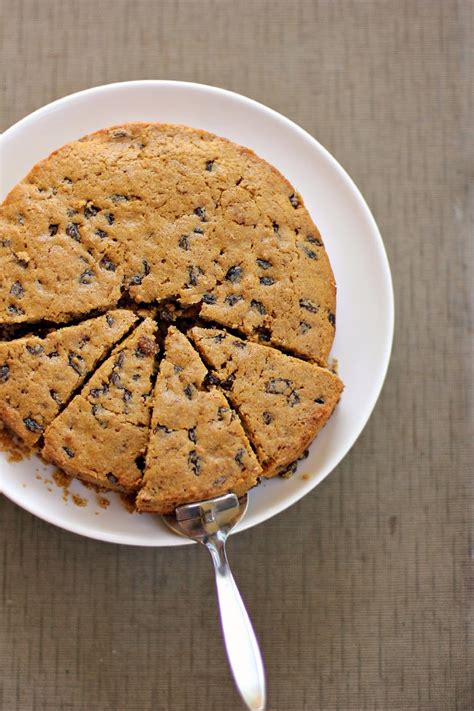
[330,357,339,375]
[96,495,110,509]
[0,422,32,462]
[301,473,311,480]
[52,469,71,488]
[120,493,137,514]
[52,468,72,502]
[72,494,88,507]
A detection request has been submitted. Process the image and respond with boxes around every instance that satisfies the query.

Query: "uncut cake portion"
[189,327,343,477]
[136,326,261,514]
[42,318,158,492]
[0,309,137,446]
[0,123,335,365]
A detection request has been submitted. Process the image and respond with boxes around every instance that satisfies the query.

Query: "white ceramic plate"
[0,81,394,546]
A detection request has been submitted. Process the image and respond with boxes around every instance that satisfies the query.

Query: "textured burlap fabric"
[0,1,472,710]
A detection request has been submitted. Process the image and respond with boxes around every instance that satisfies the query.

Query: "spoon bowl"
[163,492,248,541]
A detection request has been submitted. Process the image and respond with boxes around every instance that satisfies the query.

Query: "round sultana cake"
[0,124,343,513]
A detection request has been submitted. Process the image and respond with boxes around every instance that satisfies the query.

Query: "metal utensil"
[163,492,266,711]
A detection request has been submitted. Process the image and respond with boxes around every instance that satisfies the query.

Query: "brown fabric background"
[0,1,472,710]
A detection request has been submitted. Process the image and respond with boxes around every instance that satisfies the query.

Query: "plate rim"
[0,80,394,546]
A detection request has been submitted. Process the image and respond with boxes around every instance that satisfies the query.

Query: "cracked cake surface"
[0,123,342,512]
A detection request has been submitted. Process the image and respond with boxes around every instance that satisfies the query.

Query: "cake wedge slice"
[136,326,261,514]
[42,318,158,492]
[0,309,137,446]
[189,327,343,477]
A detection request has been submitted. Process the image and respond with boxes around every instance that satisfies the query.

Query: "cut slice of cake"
[189,327,343,477]
[0,309,137,446]
[136,326,261,514]
[42,318,159,492]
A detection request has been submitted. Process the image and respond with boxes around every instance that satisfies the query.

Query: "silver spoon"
[163,492,266,711]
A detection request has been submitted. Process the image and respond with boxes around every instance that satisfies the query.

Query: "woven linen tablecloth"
[0,2,472,710]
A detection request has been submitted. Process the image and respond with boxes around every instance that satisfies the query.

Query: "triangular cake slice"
[42,318,158,492]
[136,326,261,513]
[0,309,137,446]
[189,327,343,477]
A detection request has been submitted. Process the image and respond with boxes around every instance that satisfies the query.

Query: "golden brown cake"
[42,318,158,492]
[0,123,342,512]
[0,123,335,364]
[189,327,343,477]
[0,310,137,446]
[136,327,261,513]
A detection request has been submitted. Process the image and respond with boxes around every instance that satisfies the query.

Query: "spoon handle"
[205,534,266,711]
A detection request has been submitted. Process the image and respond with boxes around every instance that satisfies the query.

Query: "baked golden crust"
[189,327,343,477]
[0,309,137,446]
[0,123,335,364]
[42,318,158,492]
[136,327,261,513]
[0,124,342,510]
